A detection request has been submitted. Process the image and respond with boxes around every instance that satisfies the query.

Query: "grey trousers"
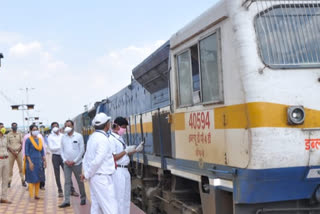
[63,163,86,203]
[52,154,74,193]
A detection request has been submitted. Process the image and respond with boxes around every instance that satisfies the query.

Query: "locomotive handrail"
[135,114,144,179]
[157,108,166,169]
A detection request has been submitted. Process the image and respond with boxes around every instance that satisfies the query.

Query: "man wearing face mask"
[48,122,78,198]
[7,122,26,188]
[109,116,144,214]
[81,113,118,214]
[59,120,86,208]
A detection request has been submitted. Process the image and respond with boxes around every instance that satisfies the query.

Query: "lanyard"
[110,133,126,150]
[96,131,126,150]
[95,130,109,138]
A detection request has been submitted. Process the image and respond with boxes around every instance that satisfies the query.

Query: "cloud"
[8,41,68,79]
[0,39,70,124]
[94,40,166,93]
[9,41,42,57]
[0,32,22,45]
[0,38,166,127]
[97,40,165,66]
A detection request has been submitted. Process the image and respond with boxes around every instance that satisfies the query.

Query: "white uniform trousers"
[89,174,117,214]
[113,167,131,214]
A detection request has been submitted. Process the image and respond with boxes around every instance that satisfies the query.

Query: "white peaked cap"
[92,113,111,126]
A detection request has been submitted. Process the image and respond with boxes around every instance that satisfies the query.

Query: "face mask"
[12,127,17,131]
[0,128,6,135]
[52,127,59,133]
[118,127,126,136]
[64,127,72,134]
[32,130,39,137]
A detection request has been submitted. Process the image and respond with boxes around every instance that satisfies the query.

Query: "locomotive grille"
[254,1,320,68]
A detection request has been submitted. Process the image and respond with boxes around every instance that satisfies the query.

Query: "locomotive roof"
[132,41,170,94]
[170,0,227,50]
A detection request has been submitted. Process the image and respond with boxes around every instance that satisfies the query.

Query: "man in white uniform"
[82,113,135,214]
[109,117,143,214]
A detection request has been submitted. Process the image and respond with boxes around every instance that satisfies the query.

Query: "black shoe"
[0,199,12,204]
[58,192,64,198]
[71,191,79,197]
[59,202,70,208]
[7,182,10,188]
[22,181,27,187]
[80,199,86,205]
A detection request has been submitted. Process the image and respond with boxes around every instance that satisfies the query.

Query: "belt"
[117,165,128,168]
[96,173,112,176]
[0,156,8,159]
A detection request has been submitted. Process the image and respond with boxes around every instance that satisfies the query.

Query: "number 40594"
[188,112,210,130]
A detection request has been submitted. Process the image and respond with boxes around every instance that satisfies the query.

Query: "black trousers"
[40,162,45,188]
[52,154,74,193]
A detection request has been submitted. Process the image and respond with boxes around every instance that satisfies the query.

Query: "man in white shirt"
[109,117,143,214]
[59,120,86,208]
[81,113,130,214]
[48,122,78,198]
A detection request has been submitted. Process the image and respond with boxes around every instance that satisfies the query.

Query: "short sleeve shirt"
[0,136,8,157]
[7,131,22,151]
[109,132,130,166]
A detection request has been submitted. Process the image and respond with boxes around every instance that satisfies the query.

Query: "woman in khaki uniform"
[0,128,11,203]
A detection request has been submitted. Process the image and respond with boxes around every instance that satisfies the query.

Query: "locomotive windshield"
[255,3,320,68]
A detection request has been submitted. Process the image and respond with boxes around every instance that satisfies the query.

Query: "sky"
[0,0,219,128]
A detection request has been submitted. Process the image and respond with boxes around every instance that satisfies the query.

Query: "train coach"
[76,0,320,213]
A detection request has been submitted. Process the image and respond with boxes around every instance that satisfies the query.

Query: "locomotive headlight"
[287,106,305,125]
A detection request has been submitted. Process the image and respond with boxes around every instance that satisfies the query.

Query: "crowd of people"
[0,112,144,214]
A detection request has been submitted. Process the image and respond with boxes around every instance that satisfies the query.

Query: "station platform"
[0,154,145,214]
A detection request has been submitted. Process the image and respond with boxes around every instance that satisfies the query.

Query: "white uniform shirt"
[109,132,130,166]
[60,131,84,166]
[47,132,63,155]
[83,131,115,179]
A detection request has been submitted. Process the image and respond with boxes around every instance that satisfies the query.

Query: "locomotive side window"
[191,45,200,92]
[199,32,223,103]
[177,50,193,106]
[176,29,223,107]
[255,4,320,68]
